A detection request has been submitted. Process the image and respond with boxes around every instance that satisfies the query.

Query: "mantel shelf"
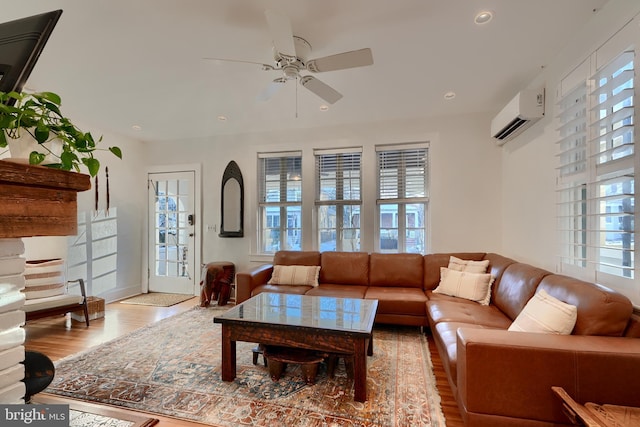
[0,159,91,238]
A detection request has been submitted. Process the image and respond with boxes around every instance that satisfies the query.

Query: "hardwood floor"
[24,298,465,426]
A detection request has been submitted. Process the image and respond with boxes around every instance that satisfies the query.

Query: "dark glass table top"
[214,292,378,334]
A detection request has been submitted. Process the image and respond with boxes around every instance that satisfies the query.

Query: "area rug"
[45,306,445,426]
[119,292,195,307]
[34,394,159,426]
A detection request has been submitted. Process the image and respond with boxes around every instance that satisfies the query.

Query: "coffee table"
[213,292,378,402]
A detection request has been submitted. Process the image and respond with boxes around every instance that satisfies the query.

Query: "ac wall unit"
[491,89,545,145]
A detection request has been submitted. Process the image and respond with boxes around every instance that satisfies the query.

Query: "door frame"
[143,163,202,295]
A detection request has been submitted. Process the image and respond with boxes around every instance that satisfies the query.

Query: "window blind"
[258,152,302,204]
[314,148,362,202]
[376,146,428,202]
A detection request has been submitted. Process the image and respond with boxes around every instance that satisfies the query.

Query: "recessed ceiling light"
[475,11,493,25]
[319,105,329,111]
[132,125,142,131]
[444,91,456,100]
[217,115,227,121]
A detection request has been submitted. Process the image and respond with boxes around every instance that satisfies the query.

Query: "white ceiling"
[3,0,610,143]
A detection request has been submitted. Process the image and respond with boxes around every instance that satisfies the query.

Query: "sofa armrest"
[456,328,640,424]
[236,264,273,304]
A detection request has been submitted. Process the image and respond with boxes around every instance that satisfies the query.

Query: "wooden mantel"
[0,160,91,238]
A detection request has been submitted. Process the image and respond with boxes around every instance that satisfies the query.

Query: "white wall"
[73,129,148,301]
[146,113,502,273]
[4,128,147,302]
[500,0,640,298]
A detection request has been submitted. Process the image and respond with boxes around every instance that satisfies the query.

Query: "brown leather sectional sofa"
[236,250,640,426]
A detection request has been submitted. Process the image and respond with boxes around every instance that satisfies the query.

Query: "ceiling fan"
[205,10,374,105]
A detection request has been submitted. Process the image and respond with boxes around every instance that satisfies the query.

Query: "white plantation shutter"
[557,49,636,288]
[589,51,635,279]
[557,80,588,269]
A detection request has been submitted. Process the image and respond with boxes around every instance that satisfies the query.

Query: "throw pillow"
[508,289,577,335]
[448,256,490,274]
[433,267,494,305]
[268,265,320,286]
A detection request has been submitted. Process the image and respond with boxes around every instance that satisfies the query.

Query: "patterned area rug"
[45,306,445,426]
[119,293,195,307]
[35,395,159,427]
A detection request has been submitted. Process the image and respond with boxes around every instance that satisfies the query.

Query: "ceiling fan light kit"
[207,9,373,106]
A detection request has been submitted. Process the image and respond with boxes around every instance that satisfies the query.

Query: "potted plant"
[0,90,121,177]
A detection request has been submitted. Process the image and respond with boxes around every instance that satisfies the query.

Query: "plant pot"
[6,133,63,165]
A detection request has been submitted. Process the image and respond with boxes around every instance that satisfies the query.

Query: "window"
[258,152,302,253]
[557,49,635,286]
[376,143,429,253]
[315,148,362,252]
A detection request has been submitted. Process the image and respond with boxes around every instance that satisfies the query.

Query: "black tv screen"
[0,10,62,101]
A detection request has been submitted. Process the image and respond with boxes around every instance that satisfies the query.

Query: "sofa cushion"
[305,284,368,299]
[268,265,320,286]
[537,275,633,336]
[448,256,490,273]
[508,289,577,335]
[482,253,517,290]
[433,267,493,305]
[364,287,428,317]
[369,252,423,288]
[492,263,551,321]
[251,284,312,298]
[273,251,321,266]
[427,299,512,329]
[319,252,369,286]
[423,253,486,291]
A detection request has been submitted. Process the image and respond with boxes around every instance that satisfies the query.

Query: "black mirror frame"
[219,160,244,238]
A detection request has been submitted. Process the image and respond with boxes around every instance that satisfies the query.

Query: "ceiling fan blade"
[203,57,275,70]
[299,76,343,104]
[256,78,286,102]
[264,10,297,60]
[306,48,373,73]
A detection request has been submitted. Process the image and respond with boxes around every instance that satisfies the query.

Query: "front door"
[148,171,195,294]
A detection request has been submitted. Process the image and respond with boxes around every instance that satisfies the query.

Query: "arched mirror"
[219,160,244,237]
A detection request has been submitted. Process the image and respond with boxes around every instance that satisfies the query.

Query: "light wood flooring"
[24,298,464,426]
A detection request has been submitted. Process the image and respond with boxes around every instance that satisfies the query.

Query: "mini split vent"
[491,89,545,145]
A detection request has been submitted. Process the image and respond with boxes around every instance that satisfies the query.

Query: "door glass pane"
[153,177,188,278]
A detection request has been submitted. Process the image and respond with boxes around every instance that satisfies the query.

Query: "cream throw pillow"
[268,265,320,286]
[448,256,490,274]
[508,289,577,335]
[433,267,494,305]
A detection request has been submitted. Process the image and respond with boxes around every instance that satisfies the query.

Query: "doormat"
[119,293,195,307]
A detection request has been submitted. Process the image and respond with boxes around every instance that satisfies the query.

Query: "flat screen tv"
[0,10,62,104]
